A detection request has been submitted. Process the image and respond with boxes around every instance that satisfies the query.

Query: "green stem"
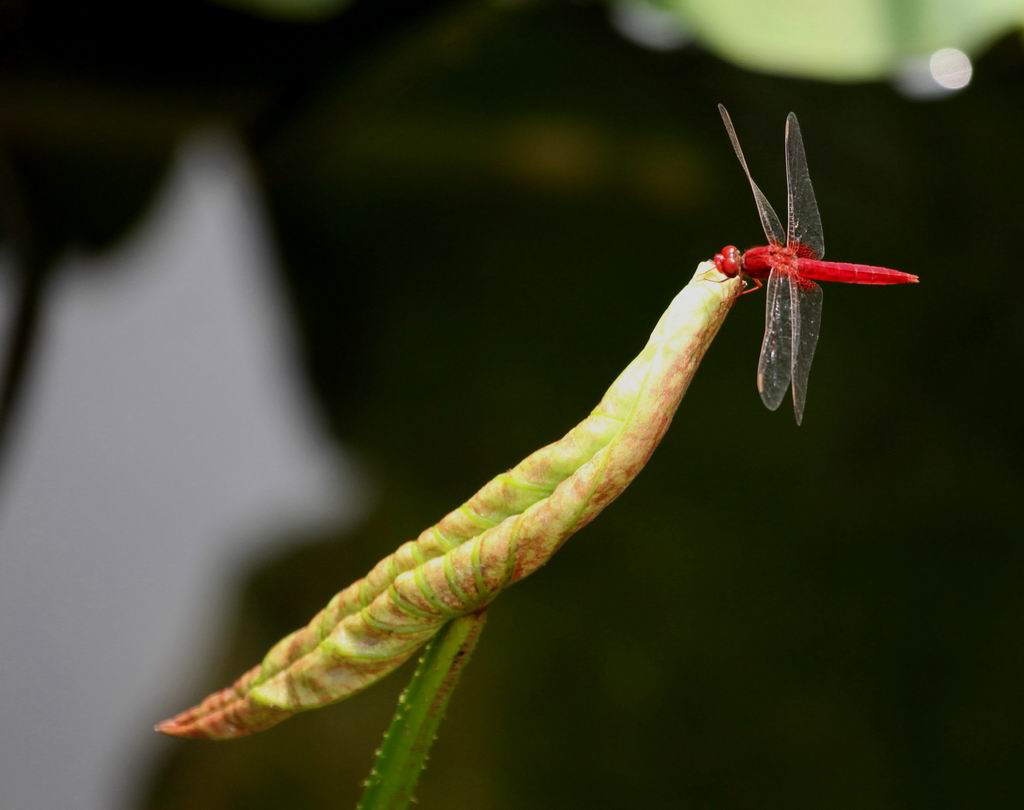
[357,611,487,810]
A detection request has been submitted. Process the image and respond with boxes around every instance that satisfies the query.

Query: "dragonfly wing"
[756,268,793,411]
[785,112,825,259]
[718,104,785,246]
[789,276,823,426]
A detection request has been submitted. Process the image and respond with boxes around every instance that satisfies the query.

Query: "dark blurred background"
[1,1,1022,808]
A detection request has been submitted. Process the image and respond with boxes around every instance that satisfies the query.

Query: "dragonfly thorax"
[713,245,743,277]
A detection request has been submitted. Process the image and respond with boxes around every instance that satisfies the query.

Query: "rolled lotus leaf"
[157,262,742,739]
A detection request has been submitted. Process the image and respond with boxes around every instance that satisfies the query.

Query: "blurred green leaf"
[655,0,1024,79]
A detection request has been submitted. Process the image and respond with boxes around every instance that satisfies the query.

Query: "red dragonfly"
[713,104,918,425]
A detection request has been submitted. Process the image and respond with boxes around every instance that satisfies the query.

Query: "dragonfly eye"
[720,245,742,276]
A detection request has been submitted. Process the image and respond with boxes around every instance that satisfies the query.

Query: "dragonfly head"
[713,245,742,277]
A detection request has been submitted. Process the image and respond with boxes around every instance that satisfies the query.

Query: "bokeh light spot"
[894,47,973,100]
[610,1,691,52]
[929,47,972,90]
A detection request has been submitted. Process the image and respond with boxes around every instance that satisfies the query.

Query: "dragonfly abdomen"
[797,258,919,285]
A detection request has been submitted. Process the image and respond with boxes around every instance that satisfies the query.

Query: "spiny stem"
[357,611,487,810]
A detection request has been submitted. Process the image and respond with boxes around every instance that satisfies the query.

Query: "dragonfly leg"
[740,275,763,296]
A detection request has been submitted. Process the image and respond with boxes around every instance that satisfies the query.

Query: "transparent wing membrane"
[725,107,829,425]
[718,104,785,246]
[756,269,793,411]
[784,113,825,259]
[789,277,823,426]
